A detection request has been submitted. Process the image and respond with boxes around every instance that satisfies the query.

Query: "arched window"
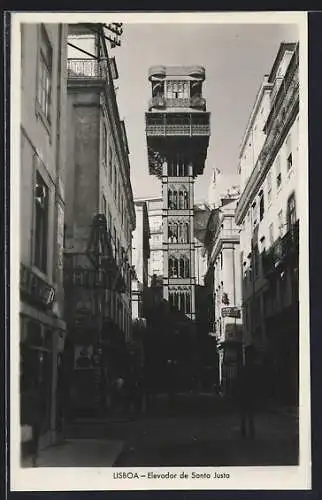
[168,189,172,208]
[183,190,189,209]
[174,291,179,309]
[179,190,184,209]
[168,257,173,277]
[181,292,186,312]
[176,255,190,278]
[287,192,296,230]
[185,257,190,278]
[179,257,185,278]
[184,222,189,242]
[178,222,183,243]
[185,292,191,313]
[168,222,178,243]
[178,222,189,243]
[168,188,178,209]
[169,256,178,278]
[173,190,178,209]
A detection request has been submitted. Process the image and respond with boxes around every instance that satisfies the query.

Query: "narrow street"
[60,393,299,467]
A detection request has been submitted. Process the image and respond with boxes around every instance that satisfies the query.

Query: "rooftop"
[148,65,205,81]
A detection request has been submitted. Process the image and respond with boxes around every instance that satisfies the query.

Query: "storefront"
[20,264,66,456]
[265,301,299,406]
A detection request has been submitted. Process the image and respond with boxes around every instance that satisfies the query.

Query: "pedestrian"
[134,365,144,415]
[123,365,139,417]
[111,374,124,415]
[237,351,258,439]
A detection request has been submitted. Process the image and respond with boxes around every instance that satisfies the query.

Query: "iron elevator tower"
[145,65,211,329]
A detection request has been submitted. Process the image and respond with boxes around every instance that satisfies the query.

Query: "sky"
[113,22,299,203]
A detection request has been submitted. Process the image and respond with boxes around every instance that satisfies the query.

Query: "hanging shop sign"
[221,306,241,319]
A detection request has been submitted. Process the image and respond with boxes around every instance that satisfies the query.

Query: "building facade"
[194,201,211,286]
[20,23,68,451]
[205,191,242,395]
[235,42,299,405]
[145,66,210,328]
[138,196,164,284]
[132,200,150,320]
[63,24,135,414]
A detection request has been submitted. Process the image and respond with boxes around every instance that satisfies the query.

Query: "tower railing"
[148,96,206,111]
[146,122,210,136]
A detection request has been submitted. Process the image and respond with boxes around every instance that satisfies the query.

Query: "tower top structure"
[145,65,210,179]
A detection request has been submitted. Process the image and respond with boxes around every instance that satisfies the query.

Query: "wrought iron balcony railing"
[67,58,109,81]
[20,263,56,308]
[262,221,299,277]
[146,122,210,137]
[270,76,284,105]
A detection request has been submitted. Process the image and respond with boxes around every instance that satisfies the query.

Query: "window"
[168,188,178,209]
[287,153,293,171]
[168,222,178,243]
[34,171,49,273]
[269,223,274,246]
[252,200,257,225]
[108,146,113,183]
[102,194,106,215]
[166,80,189,99]
[37,25,52,123]
[253,245,259,278]
[121,198,124,225]
[286,134,293,171]
[178,221,189,243]
[114,164,117,200]
[278,210,284,237]
[260,235,266,252]
[118,182,121,212]
[168,255,190,278]
[102,122,107,165]
[287,193,296,229]
[275,156,282,189]
[259,190,264,221]
[267,171,272,204]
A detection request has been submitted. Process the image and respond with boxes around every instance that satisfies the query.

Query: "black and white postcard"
[9,10,310,491]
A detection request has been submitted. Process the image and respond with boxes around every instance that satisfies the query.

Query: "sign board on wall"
[221,306,241,318]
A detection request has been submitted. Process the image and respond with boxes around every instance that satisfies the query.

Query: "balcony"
[146,112,210,135]
[146,121,210,137]
[270,76,284,105]
[20,263,56,309]
[262,222,299,278]
[67,58,109,81]
[148,96,206,111]
[64,221,129,294]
